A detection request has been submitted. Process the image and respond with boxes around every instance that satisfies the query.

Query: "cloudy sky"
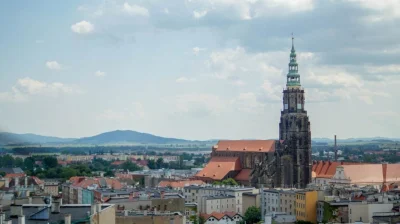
[1,0,399,140]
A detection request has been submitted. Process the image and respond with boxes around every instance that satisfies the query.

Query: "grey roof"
[204,195,235,200]
[0,167,24,174]
[7,204,113,224]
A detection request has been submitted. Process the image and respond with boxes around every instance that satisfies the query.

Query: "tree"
[198,216,206,224]
[156,158,164,169]
[148,160,156,169]
[43,157,58,169]
[243,206,261,224]
[222,178,239,186]
[0,171,6,177]
[121,161,141,172]
[24,157,35,170]
[15,157,24,168]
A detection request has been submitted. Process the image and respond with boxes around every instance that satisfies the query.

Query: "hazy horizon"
[1,1,399,140]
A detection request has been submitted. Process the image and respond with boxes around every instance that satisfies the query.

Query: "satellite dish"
[43,197,51,204]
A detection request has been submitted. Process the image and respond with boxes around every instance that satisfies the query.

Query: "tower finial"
[291,32,294,50]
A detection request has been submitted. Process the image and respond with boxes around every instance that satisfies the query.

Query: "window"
[350,209,351,214]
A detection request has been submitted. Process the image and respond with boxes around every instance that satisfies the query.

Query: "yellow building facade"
[295,190,317,223]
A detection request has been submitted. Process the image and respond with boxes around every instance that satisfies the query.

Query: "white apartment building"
[263,189,280,214]
[348,201,393,223]
[184,185,257,215]
[200,195,236,214]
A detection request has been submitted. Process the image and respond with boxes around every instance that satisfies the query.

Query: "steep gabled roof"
[195,157,241,180]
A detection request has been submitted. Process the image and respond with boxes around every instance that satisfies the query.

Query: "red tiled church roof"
[195,157,241,181]
[214,140,275,153]
[234,169,252,181]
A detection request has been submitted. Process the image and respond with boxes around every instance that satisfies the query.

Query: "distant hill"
[74,130,198,144]
[1,130,399,146]
[0,132,76,145]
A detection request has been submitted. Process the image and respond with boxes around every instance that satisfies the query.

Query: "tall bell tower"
[277,36,312,188]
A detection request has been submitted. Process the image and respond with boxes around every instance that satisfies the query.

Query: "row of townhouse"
[183,185,258,215]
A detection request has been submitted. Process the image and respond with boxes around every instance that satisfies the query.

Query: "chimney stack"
[334,135,338,162]
[17,215,25,224]
[96,203,102,213]
[0,212,5,224]
[91,204,96,215]
[64,214,71,224]
[51,202,60,213]
[129,193,133,201]
[4,178,9,188]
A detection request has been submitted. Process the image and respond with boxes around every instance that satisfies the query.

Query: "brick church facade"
[195,38,312,189]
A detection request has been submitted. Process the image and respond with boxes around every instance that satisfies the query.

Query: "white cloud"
[306,69,363,88]
[95,71,106,77]
[231,92,264,113]
[133,102,145,118]
[123,2,149,16]
[176,77,196,83]
[187,0,314,20]
[71,21,94,34]
[170,93,224,117]
[164,8,170,14]
[232,79,245,86]
[366,64,400,74]
[350,0,400,21]
[46,61,62,70]
[193,10,208,19]
[96,102,145,121]
[193,47,206,55]
[96,109,127,121]
[0,77,81,102]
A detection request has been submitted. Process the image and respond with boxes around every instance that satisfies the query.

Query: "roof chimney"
[64,214,71,224]
[4,178,9,188]
[17,215,25,224]
[51,201,60,214]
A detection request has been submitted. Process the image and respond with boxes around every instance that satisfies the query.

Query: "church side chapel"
[195,37,312,189]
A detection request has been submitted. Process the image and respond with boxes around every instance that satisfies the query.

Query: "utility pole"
[261,184,265,221]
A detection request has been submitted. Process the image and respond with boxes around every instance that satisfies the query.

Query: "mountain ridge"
[1,130,399,146]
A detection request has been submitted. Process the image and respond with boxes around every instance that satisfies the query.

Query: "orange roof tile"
[201,212,240,221]
[341,164,384,183]
[158,180,205,188]
[234,169,252,181]
[385,164,400,183]
[195,157,241,181]
[215,140,275,153]
[312,161,363,178]
[5,173,26,178]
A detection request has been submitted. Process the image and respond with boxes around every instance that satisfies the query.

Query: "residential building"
[348,201,394,223]
[8,202,115,224]
[200,212,243,224]
[116,211,185,224]
[279,190,297,215]
[183,185,256,215]
[109,192,185,213]
[264,189,280,214]
[158,180,205,190]
[295,190,318,223]
[44,181,59,196]
[242,192,260,215]
[201,195,236,214]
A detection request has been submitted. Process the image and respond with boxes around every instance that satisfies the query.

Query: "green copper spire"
[286,34,301,88]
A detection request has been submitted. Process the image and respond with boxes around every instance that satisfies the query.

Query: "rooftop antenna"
[334,135,338,162]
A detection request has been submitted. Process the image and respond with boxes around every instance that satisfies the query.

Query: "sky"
[0,0,400,140]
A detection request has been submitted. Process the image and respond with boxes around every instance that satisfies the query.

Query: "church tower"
[277,37,312,188]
